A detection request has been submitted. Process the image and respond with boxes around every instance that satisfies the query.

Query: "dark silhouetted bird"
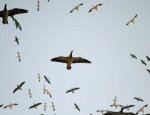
[146,56,150,61]
[0,4,28,24]
[0,105,3,108]
[51,50,91,70]
[15,36,19,45]
[14,19,22,31]
[74,103,80,111]
[141,60,147,66]
[66,87,80,93]
[147,69,150,74]
[44,76,51,84]
[29,103,42,109]
[134,97,143,102]
[130,54,137,59]
[13,81,25,93]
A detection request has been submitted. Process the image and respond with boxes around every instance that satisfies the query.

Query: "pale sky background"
[0,0,150,115]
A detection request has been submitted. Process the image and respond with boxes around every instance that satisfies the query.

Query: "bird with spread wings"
[70,3,83,13]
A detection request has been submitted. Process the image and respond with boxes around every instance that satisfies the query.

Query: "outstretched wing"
[20,81,25,87]
[72,57,91,63]
[36,103,42,106]
[8,8,28,16]
[51,56,67,63]
[13,87,19,93]
[29,105,35,109]
[66,89,72,93]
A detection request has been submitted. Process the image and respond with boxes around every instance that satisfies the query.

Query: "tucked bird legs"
[0,4,28,24]
[70,3,83,13]
[89,4,102,13]
[13,81,25,93]
[51,50,91,70]
[126,14,137,26]
[4,103,18,109]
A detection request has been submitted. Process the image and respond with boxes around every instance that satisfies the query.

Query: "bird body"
[13,81,25,93]
[17,52,21,62]
[28,89,32,98]
[146,56,150,61]
[51,102,55,111]
[51,50,91,70]
[70,3,83,13]
[37,1,40,11]
[38,73,40,82]
[130,54,137,59]
[134,97,143,102]
[141,60,147,66]
[15,36,19,45]
[89,4,102,13]
[66,87,80,93]
[44,76,51,84]
[126,15,137,26]
[43,103,47,111]
[0,4,28,24]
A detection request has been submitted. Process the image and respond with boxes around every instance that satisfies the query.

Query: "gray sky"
[0,0,150,115]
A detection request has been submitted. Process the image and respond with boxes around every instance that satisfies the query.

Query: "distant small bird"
[38,73,40,82]
[134,97,144,102]
[17,52,21,62]
[0,4,28,24]
[10,15,15,21]
[13,81,25,93]
[44,75,51,84]
[51,102,55,111]
[43,102,47,111]
[147,69,150,74]
[112,96,117,105]
[126,14,137,26]
[4,103,18,109]
[74,103,80,111]
[0,105,3,108]
[136,105,148,114]
[97,109,109,114]
[37,1,40,11]
[15,36,19,45]
[66,87,80,93]
[14,19,22,31]
[89,4,102,13]
[141,60,147,66]
[51,50,91,70]
[43,86,47,94]
[29,103,42,109]
[130,54,137,59]
[111,104,123,109]
[46,90,52,98]
[28,89,32,98]
[146,56,150,61]
[70,3,83,13]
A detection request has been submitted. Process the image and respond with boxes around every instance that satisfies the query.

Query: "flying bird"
[126,14,137,26]
[28,89,32,98]
[134,97,144,102]
[15,36,19,45]
[43,102,47,111]
[38,73,40,82]
[46,90,52,98]
[89,4,102,13]
[4,103,18,109]
[14,19,22,31]
[0,4,28,24]
[43,86,47,94]
[29,103,42,109]
[70,3,83,13]
[141,60,147,66]
[66,87,80,93]
[146,56,150,61]
[51,50,91,70]
[74,103,80,111]
[44,76,51,84]
[37,1,40,11]
[13,81,25,93]
[51,102,55,111]
[130,54,137,59]
[17,52,21,62]
[147,69,150,74]
[97,109,109,114]
[0,105,3,108]
[136,105,148,114]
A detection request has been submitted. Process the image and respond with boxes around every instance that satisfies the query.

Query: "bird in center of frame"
[50,50,91,70]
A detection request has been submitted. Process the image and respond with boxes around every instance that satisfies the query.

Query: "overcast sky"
[0,0,150,115]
